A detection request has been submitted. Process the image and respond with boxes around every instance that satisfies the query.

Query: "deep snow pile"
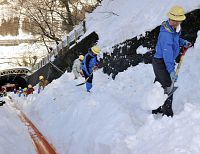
[11,32,200,154]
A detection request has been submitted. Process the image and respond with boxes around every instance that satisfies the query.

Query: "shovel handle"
[175,47,189,76]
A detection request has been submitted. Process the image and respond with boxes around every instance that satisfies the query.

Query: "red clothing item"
[26,88,34,95]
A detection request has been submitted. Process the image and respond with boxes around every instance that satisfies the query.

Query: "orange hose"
[12,104,57,154]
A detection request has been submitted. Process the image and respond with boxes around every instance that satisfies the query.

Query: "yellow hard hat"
[19,87,21,89]
[39,75,44,80]
[24,87,27,91]
[79,55,84,61]
[167,6,186,21]
[91,46,100,54]
[28,84,32,88]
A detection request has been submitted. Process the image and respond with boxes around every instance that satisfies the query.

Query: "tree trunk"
[60,0,74,30]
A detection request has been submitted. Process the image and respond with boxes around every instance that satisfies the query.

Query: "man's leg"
[82,70,93,92]
[161,95,173,117]
[152,58,173,116]
[73,70,79,79]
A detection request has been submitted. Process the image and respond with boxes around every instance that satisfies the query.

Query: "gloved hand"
[80,71,84,77]
[93,66,98,71]
[184,40,192,48]
[170,71,178,82]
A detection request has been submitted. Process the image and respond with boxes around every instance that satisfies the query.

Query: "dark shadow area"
[0,75,27,89]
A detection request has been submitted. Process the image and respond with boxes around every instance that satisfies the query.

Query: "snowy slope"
[12,32,200,154]
[83,0,200,54]
[1,0,200,154]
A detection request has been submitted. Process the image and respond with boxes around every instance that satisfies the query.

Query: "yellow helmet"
[91,46,100,54]
[167,6,186,21]
[39,75,44,80]
[19,87,21,89]
[24,87,27,91]
[79,55,84,61]
[28,84,32,88]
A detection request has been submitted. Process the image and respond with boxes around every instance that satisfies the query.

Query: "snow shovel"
[175,47,190,76]
[76,71,93,86]
[76,77,90,86]
[169,46,190,94]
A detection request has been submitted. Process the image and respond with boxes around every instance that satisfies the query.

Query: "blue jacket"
[154,20,185,73]
[82,50,98,76]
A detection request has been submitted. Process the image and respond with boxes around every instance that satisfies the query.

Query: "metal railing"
[32,21,86,71]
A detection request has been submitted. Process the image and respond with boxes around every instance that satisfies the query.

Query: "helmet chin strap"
[176,24,181,33]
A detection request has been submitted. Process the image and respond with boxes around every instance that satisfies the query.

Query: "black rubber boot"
[161,95,173,117]
[152,106,163,114]
[0,101,6,106]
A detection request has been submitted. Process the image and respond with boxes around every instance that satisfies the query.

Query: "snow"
[0,98,35,154]
[1,0,200,154]
[136,45,149,54]
[0,33,35,40]
[0,42,49,69]
[83,0,200,54]
[0,4,50,69]
[0,66,31,71]
[10,34,200,153]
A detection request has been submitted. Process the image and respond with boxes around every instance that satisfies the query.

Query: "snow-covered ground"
[0,98,35,154]
[1,0,200,154]
[12,34,200,154]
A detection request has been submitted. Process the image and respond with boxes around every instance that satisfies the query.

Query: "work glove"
[93,66,98,71]
[184,40,192,48]
[170,71,178,83]
[80,71,84,77]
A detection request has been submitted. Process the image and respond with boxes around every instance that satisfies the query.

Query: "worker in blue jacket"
[152,6,191,117]
[82,46,100,92]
